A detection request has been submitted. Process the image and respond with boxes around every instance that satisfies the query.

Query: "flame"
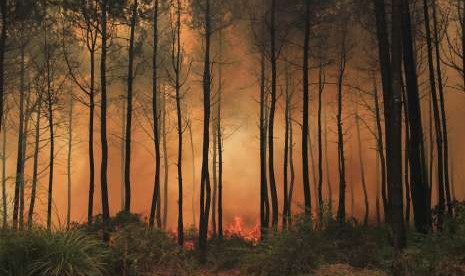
[225,216,260,242]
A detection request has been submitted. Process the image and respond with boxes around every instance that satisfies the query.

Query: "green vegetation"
[3,204,465,275]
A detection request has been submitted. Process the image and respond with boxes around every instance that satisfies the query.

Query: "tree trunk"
[373,0,393,224]
[124,0,138,213]
[174,0,184,246]
[46,65,54,232]
[1,111,6,228]
[13,46,26,230]
[324,89,332,215]
[432,0,452,216]
[288,116,295,223]
[0,0,6,137]
[199,0,212,256]
[66,94,73,228]
[402,90,411,226]
[217,29,224,239]
[100,0,110,242]
[317,59,324,223]
[162,89,169,230]
[268,0,279,227]
[188,122,195,229]
[259,48,269,237]
[88,50,96,225]
[336,31,347,224]
[149,0,162,229]
[423,0,446,230]
[212,98,218,236]
[28,93,42,229]
[283,62,290,228]
[389,0,406,250]
[355,109,369,225]
[302,0,312,216]
[401,0,430,232]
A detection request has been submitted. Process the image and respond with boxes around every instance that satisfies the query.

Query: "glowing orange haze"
[4,18,465,232]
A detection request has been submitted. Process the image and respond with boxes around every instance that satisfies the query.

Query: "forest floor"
[2,206,465,275]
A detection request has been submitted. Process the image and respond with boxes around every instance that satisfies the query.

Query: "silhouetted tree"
[100,0,110,242]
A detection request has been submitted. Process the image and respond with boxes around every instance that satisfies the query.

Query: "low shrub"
[0,229,110,276]
[111,224,195,275]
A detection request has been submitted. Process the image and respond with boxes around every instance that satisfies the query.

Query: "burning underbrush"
[224,216,260,243]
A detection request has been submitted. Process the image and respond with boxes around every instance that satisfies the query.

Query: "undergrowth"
[3,204,465,275]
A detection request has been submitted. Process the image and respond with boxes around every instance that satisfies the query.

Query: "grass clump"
[0,229,110,276]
